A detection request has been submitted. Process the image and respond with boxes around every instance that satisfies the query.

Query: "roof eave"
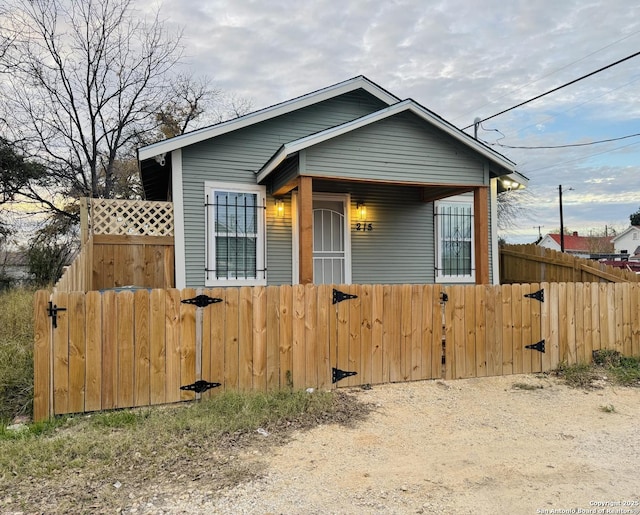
[138,76,400,161]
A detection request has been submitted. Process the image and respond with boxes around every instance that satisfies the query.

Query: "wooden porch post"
[474,186,490,285]
[298,176,314,284]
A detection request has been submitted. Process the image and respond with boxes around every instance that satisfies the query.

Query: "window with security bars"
[435,196,475,282]
[205,183,266,286]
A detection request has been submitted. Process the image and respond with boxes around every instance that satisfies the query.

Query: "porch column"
[298,176,314,284]
[474,186,490,285]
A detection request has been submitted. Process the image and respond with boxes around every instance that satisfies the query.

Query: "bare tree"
[0,0,189,215]
[496,188,533,232]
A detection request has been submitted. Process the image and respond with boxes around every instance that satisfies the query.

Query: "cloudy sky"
[145,0,640,243]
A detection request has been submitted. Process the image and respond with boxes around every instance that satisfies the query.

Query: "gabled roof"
[138,76,400,161]
[611,225,640,242]
[256,99,523,183]
[544,233,613,252]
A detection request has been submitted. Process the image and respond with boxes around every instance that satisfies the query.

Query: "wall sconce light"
[356,202,367,221]
[275,199,284,218]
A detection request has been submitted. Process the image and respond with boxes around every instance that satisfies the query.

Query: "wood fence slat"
[33,290,52,421]
[279,285,293,389]
[292,284,306,389]
[133,290,150,407]
[557,283,568,364]
[347,284,361,387]
[539,283,551,372]
[574,283,585,364]
[521,285,533,375]
[200,289,212,399]
[501,285,513,375]
[224,288,240,391]
[443,286,454,380]
[484,286,497,377]
[566,283,576,365]
[101,290,117,410]
[52,292,70,414]
[335,284,350,388]
[386,285,403,382]
[631,284,640,357]
[371,284,384,384]
[304,284,318,388]
[206,288,226,397]
[598,283,609,351]
[421,285,435,380]
[528,283,542,373]
[548,283,560,369]
[410,284,423,381]
[84,291,102,412]
[265,286,281,391]
[400,284,412,381]
[253,286,268,392]
[582,283,593,364]
[116,291,134,408]
[68,292,86,414]
[165,289,182,403]
[360,284,373,385]
[238,287,254,391]
[622,283,632,357]
[590,282,600,353]
[179,289,197,401]
[475,286,487,377]
[316,284,332,389]
[606,283,616,352]
[149,289,166,405]
[464,285,476,378]
[451,286,466,379]
[510,284,523,375]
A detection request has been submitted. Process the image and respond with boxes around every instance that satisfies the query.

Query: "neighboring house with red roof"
[537,231,613,258]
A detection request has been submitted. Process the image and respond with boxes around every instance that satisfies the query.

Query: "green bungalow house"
[137,76,527,289]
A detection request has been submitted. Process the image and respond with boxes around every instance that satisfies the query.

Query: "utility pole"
[559,185,565,252]
[558,185,573,252]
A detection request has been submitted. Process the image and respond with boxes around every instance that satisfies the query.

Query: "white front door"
[312,194,350,284]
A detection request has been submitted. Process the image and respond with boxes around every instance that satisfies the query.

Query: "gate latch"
[180,380,222,393]
[525,340,546,353]
[332,289,358,304]
[332,367,357,383]
[524,289,544,302]
[181,294,223,308]
[47,301,67,329]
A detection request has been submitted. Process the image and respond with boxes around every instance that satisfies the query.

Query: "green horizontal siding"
[181,90,387,287]
[314,181,435,284]
[305,111,487,185]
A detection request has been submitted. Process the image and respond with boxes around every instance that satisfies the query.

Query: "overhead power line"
[483,132,640,149]
[463,49,640,130]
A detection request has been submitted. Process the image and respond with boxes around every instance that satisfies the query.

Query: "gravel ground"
[114,374,640,515]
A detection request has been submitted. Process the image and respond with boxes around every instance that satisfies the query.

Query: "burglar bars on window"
[205,194,266,281]
[435,204,474,277]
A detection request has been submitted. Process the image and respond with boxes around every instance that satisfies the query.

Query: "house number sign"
[355,222,373,231]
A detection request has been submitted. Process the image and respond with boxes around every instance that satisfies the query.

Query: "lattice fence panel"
[90,199,174,236]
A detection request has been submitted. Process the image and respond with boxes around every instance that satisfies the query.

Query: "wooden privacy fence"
[34,282,640,421]
[54,198,175,292]
[500,244,640,284]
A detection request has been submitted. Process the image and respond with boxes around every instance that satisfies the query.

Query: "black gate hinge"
[181,294,223,308]
[524,289,544,302]
[332,289,358,304]
[525,340,545,353]
[440,292,448,302]
[180,380,222,393]
[47,301,67,329]
[332,367,357,383]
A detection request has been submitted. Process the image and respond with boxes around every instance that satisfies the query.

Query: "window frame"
[204,181,267,287]
[435,194,476,284]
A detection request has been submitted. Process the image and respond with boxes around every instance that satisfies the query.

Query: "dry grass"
[0,287,36,421]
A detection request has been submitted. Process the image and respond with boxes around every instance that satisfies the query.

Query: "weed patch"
[0,288,36,421]
[554,351,640,389]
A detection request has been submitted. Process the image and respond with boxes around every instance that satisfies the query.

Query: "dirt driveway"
[149,374,640,515]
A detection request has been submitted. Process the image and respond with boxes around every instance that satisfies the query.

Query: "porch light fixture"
[275,199,284,218]
[356,203,367,221]
[502,179,520,191]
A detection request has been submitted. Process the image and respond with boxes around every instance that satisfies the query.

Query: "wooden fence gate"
[34,282,640,421]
